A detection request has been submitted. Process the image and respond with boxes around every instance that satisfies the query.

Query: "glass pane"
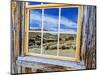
[43,2,49,4]
[43,8,59,32]
[29,9,42,31]
[28,2,49,5]
[28,32,41,54]
[60,7,78,33]
[28,2,42,5]
[43,33,58,55]
[59,34,76,57]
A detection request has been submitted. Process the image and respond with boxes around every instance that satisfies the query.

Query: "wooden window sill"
[16,56,85,70]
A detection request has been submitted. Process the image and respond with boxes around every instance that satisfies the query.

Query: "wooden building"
[11,1,96,74]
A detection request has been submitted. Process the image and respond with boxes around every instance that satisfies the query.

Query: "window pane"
[59,34,76,57]
[29,9,42,31]
[43,33,58,55]
[60,7,78,33]
[28,32,41,54]
[43,2,49,4]
[28,2,49,5]
[43,8,59,32]
[28,2,42,5]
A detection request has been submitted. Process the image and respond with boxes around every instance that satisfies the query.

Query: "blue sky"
[28,2,49,5]
[43,8,59,32]
[28,2,42,5]
[60,8,78,32]
[29,2,78,33]
[29,9,42,30]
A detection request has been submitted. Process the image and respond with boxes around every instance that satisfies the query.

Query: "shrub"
[66,47,70,49]
[50,46,57,49]
[45,45,49,50]
[62,45,66,49]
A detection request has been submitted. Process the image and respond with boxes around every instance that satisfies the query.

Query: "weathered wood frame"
[24,3,83,62]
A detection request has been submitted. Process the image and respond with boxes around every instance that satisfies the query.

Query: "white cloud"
[30,26,40,30]
[30,10,77,32]
[60,28,77,34]
[60,16,77,28]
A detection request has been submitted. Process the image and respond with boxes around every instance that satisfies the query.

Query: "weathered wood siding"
[11,1,24,74]
[11,1,15,74]
[11,1,96,74]
[80,6,96,69]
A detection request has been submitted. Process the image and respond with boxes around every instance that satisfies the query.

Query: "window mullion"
[41,4,44,54]
[57,8,61,56]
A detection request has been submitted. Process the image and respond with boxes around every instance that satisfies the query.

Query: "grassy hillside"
[28,32,76,57]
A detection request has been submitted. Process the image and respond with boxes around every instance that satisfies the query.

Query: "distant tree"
[59,37,62,41]
[65,38,68,41]
[69,37,74,40]
[62,45,67,49]
[45,45,49,50]
[36,42,41,47]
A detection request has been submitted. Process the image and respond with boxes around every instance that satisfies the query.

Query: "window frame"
[24,3,83,62]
